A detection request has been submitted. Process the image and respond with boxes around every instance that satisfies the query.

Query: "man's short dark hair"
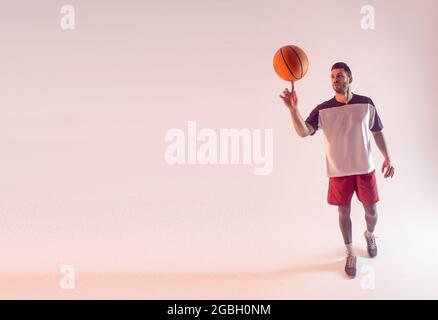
[331,62,352,78]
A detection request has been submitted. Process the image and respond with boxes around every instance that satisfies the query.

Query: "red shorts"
[328,170,379,206]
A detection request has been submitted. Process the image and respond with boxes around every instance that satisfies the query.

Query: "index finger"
[291,81,295,92]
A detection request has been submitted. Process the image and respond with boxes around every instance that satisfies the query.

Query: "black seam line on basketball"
[280,48,298,80]
[288,46,304,78]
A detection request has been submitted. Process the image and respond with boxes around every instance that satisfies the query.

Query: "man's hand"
[279,81,298,110]
[381,158,395,178]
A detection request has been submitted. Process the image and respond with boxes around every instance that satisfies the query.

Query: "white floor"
[2,208,437,300]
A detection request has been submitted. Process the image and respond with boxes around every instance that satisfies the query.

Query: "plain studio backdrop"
[0,0,437,299]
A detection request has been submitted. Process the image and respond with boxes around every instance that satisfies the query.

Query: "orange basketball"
[273,45,309,81]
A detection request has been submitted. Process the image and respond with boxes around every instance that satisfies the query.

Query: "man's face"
[331,68,351,94]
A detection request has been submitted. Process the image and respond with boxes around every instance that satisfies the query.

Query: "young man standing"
[279,62,395,278]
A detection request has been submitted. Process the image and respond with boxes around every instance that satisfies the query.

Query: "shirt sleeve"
[305,106,320,136]
[369,98,384,132]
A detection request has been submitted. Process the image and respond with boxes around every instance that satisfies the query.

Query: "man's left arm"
[372,130,395,178]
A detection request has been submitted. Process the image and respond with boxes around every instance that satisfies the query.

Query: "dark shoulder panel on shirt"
[304,97,337,136]
[350,93,374,106]
[314,97,338,111]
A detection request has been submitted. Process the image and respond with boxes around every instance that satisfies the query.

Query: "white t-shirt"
[305,94,384,178]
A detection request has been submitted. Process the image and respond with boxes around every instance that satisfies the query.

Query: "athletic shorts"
[327,170,379,206]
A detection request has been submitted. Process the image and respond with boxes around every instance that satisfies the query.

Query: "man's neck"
[335,90,353,104]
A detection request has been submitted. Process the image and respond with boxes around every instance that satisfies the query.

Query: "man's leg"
[363,202,378,233]
[338,204,353,246]
[328,175,356,277]
[338,204,356,277]
[356,171,379,258]
[363,202,378,257]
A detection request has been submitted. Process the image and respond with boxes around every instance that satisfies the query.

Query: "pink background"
[0,0,437,298]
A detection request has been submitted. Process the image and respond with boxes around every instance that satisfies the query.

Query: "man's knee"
[363,202,378,216]
[338,204,351,217]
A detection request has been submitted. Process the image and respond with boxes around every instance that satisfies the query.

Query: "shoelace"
[347,255,355,267]
[366,234,376,248]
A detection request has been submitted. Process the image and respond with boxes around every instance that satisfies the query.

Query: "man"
[279,62,394,278]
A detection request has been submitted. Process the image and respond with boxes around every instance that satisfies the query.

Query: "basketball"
[273,45,309,81]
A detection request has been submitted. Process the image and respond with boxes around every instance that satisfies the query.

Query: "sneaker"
[345,255,357,278]
[364,230,378,258]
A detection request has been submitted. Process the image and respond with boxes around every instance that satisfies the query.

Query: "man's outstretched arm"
[372,130,395,178]
[279,82,315,138]
[289,109,315,137]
